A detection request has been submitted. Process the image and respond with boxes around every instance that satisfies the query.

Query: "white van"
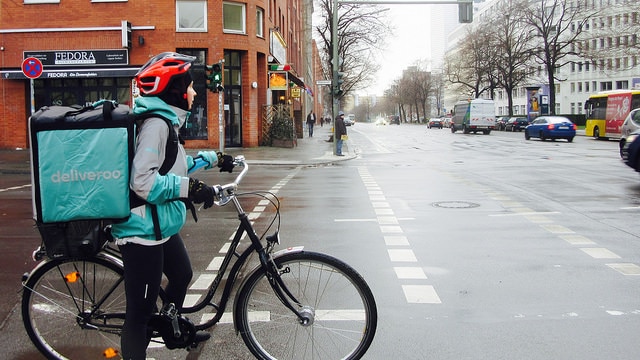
[451,99,496,135]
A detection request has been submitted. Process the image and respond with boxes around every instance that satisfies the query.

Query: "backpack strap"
[130,114,183,240]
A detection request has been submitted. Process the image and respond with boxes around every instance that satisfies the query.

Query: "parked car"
[428,118,443,129]
[388,115,400,125]
[343,117,354,126]
[496,117,510,131]
[524,116,577,142]
[622,129,640,170]
[504,117,529,131]
[619,108,640,158]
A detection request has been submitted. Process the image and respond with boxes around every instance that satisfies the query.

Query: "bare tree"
[522,0,593,114]
[443,25,494,99]
[314,0,391,104]
[431,71,446,116]
[488,0,536,116]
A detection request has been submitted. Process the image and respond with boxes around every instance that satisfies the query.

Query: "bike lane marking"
[358,166,442,304]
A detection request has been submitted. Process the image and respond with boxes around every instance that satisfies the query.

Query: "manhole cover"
[432,201,480,209]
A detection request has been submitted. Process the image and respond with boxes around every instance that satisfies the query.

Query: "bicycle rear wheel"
[234,251,377,360]
[22,256,126,359]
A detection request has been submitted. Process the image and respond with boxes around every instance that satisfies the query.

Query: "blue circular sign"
[22,57,43,79]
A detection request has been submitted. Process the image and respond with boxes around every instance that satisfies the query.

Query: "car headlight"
[626,134,639,146]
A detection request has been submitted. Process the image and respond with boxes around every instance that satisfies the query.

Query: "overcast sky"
[364,5,433,96]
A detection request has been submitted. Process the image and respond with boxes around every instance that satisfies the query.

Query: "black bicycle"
[21,156,378,359]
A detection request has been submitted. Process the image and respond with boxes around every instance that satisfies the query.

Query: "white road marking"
[560,234,595,245]
[540,224,574,234]
[388,249,417,262]
[206,256,224,271]
[402,285,442,304]
[606,263,640,275]
[358,166,440,305]
[580,248,621,259]
[190,274,216,290]
[394,267,428,279]
[384,235,409,246]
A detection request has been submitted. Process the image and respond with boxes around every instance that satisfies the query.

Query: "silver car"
[619,108,640,157]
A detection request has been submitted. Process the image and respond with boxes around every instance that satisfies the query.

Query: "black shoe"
[194,331,211,343]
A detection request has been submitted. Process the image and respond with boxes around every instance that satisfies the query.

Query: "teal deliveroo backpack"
[29,100,179,258]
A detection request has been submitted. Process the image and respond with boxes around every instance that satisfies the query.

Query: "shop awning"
[288,72,305,88]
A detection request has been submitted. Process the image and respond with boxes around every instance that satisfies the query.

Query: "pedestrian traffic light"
[333,71,344,97]
[458,1,473,23]
[206,63,224,92]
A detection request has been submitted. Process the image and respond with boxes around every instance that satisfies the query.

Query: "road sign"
[316,80,332,85]
[22,57,43,79]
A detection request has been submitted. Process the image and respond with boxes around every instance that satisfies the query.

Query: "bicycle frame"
[181,162,307,330]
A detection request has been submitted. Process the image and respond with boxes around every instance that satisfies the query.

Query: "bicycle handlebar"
[213,155,247,206]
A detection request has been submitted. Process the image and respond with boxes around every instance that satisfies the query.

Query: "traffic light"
[333,71,344,97]
[458,1,473,23]
[206,63,223,92]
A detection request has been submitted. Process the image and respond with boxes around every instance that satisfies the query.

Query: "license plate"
[559,126,569,129]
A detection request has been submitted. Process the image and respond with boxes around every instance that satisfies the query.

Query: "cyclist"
[110,52,233,359]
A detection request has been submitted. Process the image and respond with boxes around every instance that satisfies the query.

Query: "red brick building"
[0,0,321,149]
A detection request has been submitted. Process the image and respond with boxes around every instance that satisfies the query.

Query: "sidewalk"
[0,125,353,175]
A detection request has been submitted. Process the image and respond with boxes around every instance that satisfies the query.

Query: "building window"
[257,7,264,37]
[616,80,629,90]
[224,2,246,34]
[177,1,207,32]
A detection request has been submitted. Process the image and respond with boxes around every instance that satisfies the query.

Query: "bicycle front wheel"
[22,256,126,359]
[235,251,377,360]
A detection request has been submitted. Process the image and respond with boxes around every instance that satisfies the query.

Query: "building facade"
[444,0,640,119]
[0,0,319,149]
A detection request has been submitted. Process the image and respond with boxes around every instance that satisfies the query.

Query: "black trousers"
[119,234,193,360]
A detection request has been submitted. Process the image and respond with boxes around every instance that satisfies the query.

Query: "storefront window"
[33,77,131,109]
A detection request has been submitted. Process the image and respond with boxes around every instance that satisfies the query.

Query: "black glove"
[217,152,235,173]
[188,178,215,209]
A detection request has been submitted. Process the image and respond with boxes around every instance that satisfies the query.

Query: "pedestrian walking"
[335,111,347,156]
[306,110,316,137]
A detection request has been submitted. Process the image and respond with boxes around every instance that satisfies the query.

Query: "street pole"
[331,0,339,155]
[218,59,225,153]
